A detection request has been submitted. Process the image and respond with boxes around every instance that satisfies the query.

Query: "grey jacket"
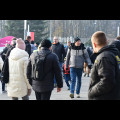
[65,43,92,69]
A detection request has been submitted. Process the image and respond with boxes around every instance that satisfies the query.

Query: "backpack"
[32,51,51,81]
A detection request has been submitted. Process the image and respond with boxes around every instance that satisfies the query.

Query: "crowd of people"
[0,31,120,100]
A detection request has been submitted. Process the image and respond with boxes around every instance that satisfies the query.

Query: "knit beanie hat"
[74,37,81,43]
[41,39,52,48]
[16,38,26,50]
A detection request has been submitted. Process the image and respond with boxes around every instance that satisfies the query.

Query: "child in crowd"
[63,58,71,90]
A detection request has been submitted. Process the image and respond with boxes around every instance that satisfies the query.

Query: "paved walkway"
[0,74,90,100]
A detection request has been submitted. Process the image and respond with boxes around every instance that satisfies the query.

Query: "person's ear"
[93,43,97,48]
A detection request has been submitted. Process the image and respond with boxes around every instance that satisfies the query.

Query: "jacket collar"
[41,47,50,51]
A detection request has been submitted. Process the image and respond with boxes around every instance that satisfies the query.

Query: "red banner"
[31,32,34,41]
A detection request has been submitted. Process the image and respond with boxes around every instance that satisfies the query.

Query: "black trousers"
[35,91,52,100]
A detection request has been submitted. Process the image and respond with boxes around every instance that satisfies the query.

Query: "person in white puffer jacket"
[7,38,32,100]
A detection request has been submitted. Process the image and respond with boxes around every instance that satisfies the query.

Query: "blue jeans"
[70,68,83,94]
[64,74,71,88]
[54,62,63,84]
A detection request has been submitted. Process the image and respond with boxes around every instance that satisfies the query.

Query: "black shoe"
[87,74,89,77]
[84,73,86,77]
[68,87,70,90]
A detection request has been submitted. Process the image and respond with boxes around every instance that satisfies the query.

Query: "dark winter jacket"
[65,43,92,69]
[6,44,16,58]
[86,47,93,58]
[0,47,9,61]
[52,42,66,63]
[109,40,120,57]
[25,40,31,57]
[88,45,120,100]
[27,47,63,92]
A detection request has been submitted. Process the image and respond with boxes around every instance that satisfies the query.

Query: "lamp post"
[50,20,52,41]
[94,20,97,33]
[24,20,27,40]
[117,26,119,36]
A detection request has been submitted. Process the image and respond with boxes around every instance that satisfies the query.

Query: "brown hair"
[91,31,107,45]
[26,36,31,40]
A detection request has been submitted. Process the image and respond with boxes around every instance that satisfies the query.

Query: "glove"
[88,65,92,69]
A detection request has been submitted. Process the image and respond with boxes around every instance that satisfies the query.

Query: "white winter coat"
[0,56,3,71]
[7,48,31,97]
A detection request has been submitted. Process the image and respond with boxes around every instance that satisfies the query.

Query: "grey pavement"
[0,74,90,100]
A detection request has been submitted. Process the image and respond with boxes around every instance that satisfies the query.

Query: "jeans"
[64,74,71,88]
[1,81,5,91]
[70,68,83,94]
[35,91,52,100]
[54,62,63,84]
[12,95,29,100]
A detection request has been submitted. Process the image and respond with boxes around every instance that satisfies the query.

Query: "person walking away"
[35,42,39,49]
[52,37,66,87]
[6,37,17,58]
[25,36,31,57]
[27,39,63,100]
[0,43,10,61]
[66,37,92,98]
[63,57,71,90]
[31,41,37,54]
[0,55,6,93]
[88,31,120,100]
[84,46,93,77]
[7,38,32,100]
[109,36,120,57]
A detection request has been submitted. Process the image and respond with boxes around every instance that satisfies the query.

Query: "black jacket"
[27,47,63,92]
[109,40,120,56]
[88,45,120,100]
[6,44,15,58]
[0,47,9,61]
[25,40,31,57]
[52,42,66,63]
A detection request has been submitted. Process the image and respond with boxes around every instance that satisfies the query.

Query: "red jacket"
[63,64,70,74]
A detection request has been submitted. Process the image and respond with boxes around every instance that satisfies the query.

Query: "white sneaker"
[76,94,80,98]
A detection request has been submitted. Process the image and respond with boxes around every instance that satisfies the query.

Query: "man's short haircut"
[91,31,107,45]
[116,36,120,40]
[26,36,31,40]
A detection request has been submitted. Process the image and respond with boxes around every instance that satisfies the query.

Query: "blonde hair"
[38,44,41,51]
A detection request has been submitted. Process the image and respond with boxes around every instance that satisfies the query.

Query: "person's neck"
[96,44,107,52]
